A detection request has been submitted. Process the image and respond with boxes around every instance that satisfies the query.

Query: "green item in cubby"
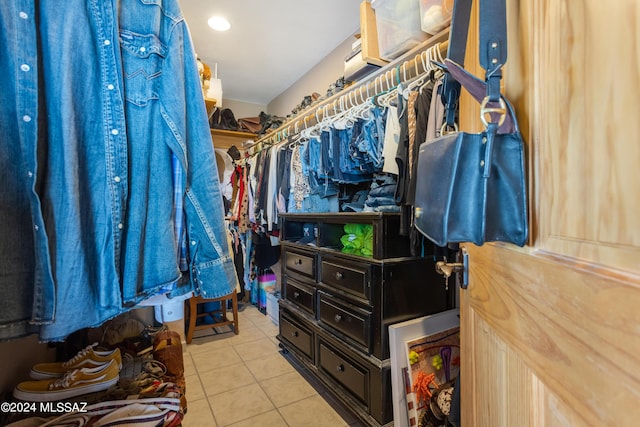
[361,225,374,257]
[340,224,373,257]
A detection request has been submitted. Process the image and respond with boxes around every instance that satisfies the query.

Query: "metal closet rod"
[246,33,449,153]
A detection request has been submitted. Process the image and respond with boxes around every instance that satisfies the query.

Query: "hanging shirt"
[0,0,50,340]
[0,0,236,341]
[266,143,280,230]
[382,106,401,174]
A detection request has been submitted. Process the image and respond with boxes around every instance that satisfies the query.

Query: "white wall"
[267,34,358,118]
[0,335,56,392]
[222,99,266,119]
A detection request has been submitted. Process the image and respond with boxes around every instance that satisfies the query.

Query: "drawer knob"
[336,364,345,372]
[334,314,342,322]
[335,272,343,280]
[291,331,299,338]
[295,258,303,265]
[293,291,300,299]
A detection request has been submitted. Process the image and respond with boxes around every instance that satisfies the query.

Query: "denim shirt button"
[27,171,33,178]
[111,129,119,135]
[21,64,30,72]
[117,223,123,230]
[107,84,114,90]
[104,39,111,46]
[34,225,39,231]
[19,11,28,19]
[190,240,196,246]
[23,115,32,122]
[113,176,121,183]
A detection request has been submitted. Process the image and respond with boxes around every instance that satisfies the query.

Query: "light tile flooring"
[182,304,363,427]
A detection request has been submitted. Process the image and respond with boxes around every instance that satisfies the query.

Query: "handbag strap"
[442,0,508,128]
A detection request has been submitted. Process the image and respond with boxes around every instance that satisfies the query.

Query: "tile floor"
[181,303,363,427]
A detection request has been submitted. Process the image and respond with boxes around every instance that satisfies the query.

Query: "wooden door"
[459,1,640,425]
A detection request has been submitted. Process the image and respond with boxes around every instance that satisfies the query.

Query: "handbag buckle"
[480,96,507,128]
[440,122,459,135]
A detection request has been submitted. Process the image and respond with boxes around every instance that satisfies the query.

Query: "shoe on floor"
[14,359,120,402]
[30,343,122,380]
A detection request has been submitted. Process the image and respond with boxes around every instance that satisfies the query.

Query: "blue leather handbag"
[413,0,528,247]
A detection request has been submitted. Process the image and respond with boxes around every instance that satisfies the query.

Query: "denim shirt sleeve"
[158,7,237,299]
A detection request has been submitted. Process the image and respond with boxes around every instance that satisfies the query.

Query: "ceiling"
[181,0,362,106]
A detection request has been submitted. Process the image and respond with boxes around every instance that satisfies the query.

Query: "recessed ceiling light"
[208,16,231,32]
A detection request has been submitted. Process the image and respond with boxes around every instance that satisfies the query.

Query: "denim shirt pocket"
[119,30,166,106]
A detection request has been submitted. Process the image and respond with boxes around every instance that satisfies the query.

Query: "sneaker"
[30,343,122,380]
[14,359,120,402]
[119,325,168,357]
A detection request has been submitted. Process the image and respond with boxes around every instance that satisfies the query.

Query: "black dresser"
[277,213,452,426]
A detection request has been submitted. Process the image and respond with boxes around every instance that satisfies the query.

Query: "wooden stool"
[185,291,239,344]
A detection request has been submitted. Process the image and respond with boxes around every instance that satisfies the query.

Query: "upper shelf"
[210,128,256,151]
[205,97,217,119]
[211,129,257,139]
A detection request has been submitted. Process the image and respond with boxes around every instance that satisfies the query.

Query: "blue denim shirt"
[0,0,236,341]
[0,1,52,340]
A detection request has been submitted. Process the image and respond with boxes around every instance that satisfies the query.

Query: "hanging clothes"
[253,148,270,225]
[382,106,401,175]
[288,141,311,212]
[266,143,281,230]
[276,141,293,214]
[407,73,442,256]
[407,76,437,207]
[0,0,236,341]
[238,165,251,233]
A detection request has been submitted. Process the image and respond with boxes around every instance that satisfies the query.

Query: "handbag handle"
[443,58,517,134]
[442,0,508,128]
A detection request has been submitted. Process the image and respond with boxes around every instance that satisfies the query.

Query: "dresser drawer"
[279,312,314,361]
[284,278,315,316]
[318,340,368,404]
[321,259,369,301]
[318,292,371,351]
[284,249,316,280]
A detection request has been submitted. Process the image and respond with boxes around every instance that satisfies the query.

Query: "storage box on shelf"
[277,212,453,426]
[371,0,428,60]
[419,0,453,35]
[359,0,389,67]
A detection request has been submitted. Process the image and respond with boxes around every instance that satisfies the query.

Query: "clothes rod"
[247,33,449,153]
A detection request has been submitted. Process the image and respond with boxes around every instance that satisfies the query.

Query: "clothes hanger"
[350,88,365,119]
[403,53,425,98]
[304,109,323,138]
[288,122,301,149]
[362,85,378,118]
[372,73,388,107]
[376,72,400,108]
[404,48,434,97]
[349,90,367,122]
[330,96,349,129]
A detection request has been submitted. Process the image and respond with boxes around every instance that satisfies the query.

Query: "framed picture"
[389,309,460,427]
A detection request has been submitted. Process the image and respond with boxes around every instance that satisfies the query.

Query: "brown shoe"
[153,331,186,412]
[153,331,184,380]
